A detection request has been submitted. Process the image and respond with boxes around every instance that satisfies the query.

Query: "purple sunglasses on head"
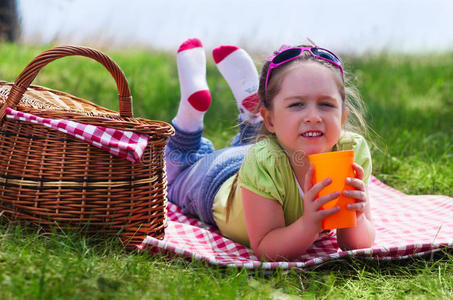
[264,46,344,96]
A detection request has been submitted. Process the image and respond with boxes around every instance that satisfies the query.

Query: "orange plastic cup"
[308,150,356,230]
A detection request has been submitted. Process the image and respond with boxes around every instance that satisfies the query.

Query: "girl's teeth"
[303,132,322,137]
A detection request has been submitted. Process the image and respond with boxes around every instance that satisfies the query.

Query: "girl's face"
[261,62,348,160]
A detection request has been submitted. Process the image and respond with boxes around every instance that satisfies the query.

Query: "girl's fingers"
[346,177,366,191]
[347,202,366,211]
[318,206,340,219]
[352,163,364,180]
[343,190,367,201]
[313,191,340,210]
[308,177,333,199]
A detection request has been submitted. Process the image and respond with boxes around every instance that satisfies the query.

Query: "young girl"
[165,38,375,261]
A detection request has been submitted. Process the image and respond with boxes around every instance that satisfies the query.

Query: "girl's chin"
[303,147,331,156]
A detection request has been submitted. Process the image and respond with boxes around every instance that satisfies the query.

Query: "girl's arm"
[241,173,340,261]
[336,211,375,250]
[336,163,376,250]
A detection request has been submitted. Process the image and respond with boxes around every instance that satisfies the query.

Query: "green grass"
[0,43,452,299]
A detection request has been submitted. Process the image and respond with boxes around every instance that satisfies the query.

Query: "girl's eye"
[320,102,335,107]
[288,102,304,108]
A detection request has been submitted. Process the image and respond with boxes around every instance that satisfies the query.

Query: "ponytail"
[224,173,239,223]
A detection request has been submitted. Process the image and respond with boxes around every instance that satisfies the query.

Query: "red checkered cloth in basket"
[139,176,453,269]
[5,107,149,163]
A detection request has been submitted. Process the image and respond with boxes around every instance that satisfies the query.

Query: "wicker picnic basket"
[0,45,174,249]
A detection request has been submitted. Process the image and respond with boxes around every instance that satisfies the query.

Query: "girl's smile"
[301,130,323,138]
[261,61,349,162]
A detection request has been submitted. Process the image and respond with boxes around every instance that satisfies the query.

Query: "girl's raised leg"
[165,41,257,225]
[213,45,262,146]
[173,38,211,132]
[165,38,214,185]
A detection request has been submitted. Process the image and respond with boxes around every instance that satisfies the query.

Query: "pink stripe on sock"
[241,93,260,112]
[212,45,239,64]
[188,90,211,112]
[177,38,203,53]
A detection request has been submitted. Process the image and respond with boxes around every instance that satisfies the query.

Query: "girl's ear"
[341,107,349,127]
[260,106,275,133]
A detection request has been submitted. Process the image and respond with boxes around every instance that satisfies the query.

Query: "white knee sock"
[173,38,211,132]
[213,45,262,124]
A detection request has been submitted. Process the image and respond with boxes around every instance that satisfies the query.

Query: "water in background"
[18,0,453,55]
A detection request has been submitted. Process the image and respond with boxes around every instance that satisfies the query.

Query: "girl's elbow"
[339,239,374,251]
[251,244,267,261]
[251,243,277,261]
[338,230,375,251]
[251,242,289,262]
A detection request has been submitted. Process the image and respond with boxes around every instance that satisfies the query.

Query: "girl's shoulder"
[337,131,373,183]
[239,135,294,201]
[246,135,287,163]
[337,131,369,151]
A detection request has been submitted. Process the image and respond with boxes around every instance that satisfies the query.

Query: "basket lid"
[0,81,119,116]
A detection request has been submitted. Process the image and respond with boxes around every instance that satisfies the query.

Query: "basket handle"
[0,45,133,119]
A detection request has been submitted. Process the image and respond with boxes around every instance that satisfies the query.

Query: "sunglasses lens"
[311,48,340,64]
[272,48,302,64]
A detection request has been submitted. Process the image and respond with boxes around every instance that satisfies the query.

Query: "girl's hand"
[337,163,375,250]
[302,165,341,233]
[343,163,369,219]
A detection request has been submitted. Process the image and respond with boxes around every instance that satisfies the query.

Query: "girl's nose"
[304,107,322,124]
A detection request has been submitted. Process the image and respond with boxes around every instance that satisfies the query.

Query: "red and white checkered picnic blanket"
[5,107,149,163]
[139,176,453,269]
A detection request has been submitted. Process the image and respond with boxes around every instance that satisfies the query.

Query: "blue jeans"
[164,120,261,226]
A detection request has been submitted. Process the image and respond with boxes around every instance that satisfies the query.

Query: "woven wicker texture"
[0,46,174,249]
